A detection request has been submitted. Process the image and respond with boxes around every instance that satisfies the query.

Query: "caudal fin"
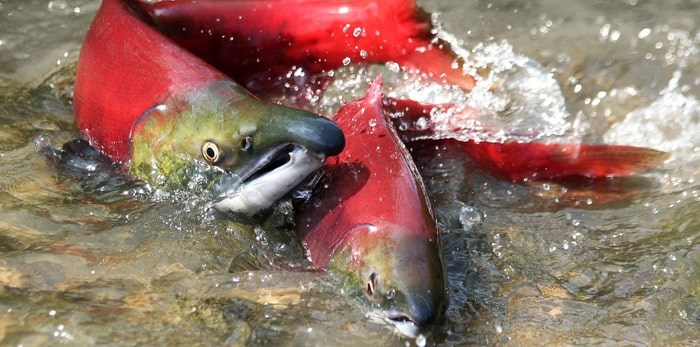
[385,98,669,180]
[456,141,669,181]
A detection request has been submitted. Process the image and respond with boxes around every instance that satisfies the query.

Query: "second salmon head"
[328,222,447,338]
[297,78,447,337]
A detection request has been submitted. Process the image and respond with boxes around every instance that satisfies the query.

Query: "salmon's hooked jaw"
[211,145,326,214]
[210,101,345,215]
[129,80,345,215]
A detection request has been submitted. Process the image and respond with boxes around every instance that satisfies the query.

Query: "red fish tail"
[458,141,670,181]
[385,99,668,180]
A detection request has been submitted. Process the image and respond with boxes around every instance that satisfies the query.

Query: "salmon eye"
[240,136,253,152]
[202,141,222,164]
[365,272,378,298]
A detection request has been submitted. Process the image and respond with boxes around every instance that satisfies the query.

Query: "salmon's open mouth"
[211,145,325,215]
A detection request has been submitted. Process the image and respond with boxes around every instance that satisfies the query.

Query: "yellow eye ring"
[202,141,222,164]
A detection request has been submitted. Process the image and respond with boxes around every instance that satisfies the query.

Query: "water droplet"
[352,27,363,37]
[459,205,482,229]
[610,30,621,42]
[360,49,368,59]
[600,24,611,40]
[415,334,427,347]
[386,61,400,73]
[342,57,352,66]
[638,27,651,39]
[415,117,429,130]
[495,324,503,334]
[368,118,377,127]
[386,289,396,300]
[293,67,305,77]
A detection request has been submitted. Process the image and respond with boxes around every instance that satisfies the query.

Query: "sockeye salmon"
[127,0,667,181]
[72,0,450,336]
[71,0,666,338]
[74,0,345,215]
[296,79,445,337]
[122,0,476,92]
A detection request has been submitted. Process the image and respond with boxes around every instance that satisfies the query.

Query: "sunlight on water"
[434,34,576,143]
[321,40,576,145]
[605,71,700,170]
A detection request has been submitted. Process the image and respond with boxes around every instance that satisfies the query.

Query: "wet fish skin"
[73,0,345,214]
[296,79,447,336]
[120,0,667,182]
[129,0,476,92]
[73,0,447,335]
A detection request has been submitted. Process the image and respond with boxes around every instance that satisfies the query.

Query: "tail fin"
[386,98,668,180]
[457,141,669,181]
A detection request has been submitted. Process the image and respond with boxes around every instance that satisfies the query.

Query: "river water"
[0,0,698,346]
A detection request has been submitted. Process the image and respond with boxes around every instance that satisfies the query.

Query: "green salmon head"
[129,80,344,214]
[331,223,447,337]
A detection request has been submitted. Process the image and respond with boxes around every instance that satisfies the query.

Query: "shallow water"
[1,0,699,346]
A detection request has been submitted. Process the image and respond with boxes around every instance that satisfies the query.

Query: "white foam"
[604,70,700,165]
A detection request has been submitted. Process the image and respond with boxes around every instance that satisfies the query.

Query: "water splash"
[424,30,576,144]
[322,38,577,145]
[604,70,700,168]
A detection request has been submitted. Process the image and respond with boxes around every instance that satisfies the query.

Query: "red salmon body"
[130,0,475,92]
[296,79,446,332]
[74,0,227,163]
[74,0,345,214]
[74,0,448,334]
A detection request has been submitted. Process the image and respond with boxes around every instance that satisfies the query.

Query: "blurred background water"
[0,0,698,345]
